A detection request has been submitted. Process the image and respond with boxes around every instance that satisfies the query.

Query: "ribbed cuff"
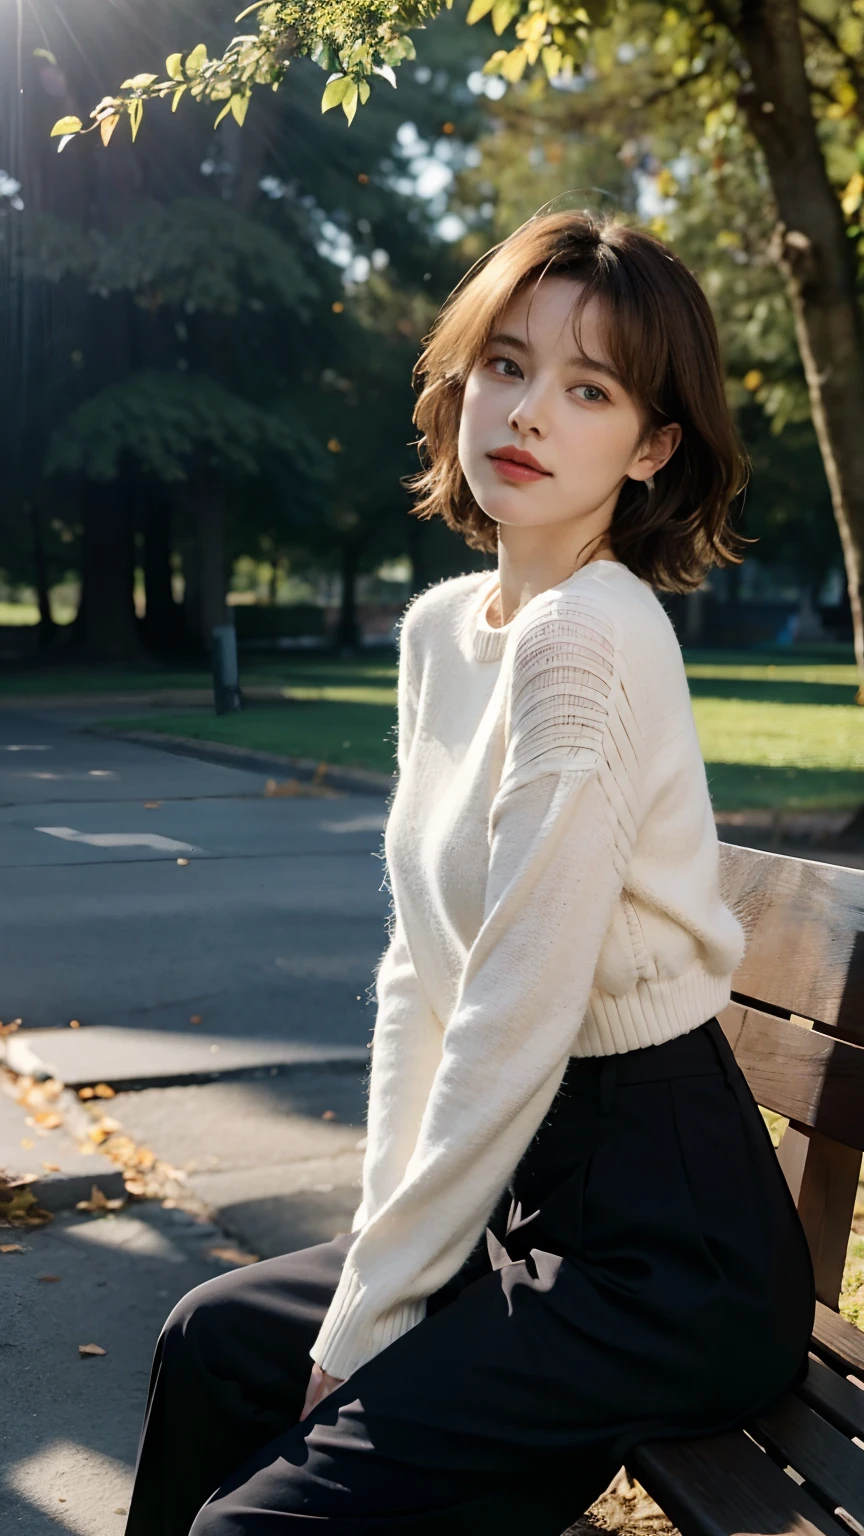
[309,1262,426,1380]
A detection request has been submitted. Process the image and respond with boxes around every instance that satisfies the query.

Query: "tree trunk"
[77,483,142,664]
[28,501,57,649]
[335,537,362,654]
[731,0,864,698]
[197,476,229,648]
[142,488,183,656]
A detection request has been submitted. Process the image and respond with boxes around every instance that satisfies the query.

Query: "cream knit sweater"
[310,558,748,1380]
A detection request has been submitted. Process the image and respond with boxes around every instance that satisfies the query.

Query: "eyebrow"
[486,331,623,385]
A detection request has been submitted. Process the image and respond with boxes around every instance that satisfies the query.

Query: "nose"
[507,376,550,439]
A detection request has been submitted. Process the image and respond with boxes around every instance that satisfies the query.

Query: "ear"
[627,422,682,484]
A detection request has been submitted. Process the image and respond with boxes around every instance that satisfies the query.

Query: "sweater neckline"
[468,559,633,662]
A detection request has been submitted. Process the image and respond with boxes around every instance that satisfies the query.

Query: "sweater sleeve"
[345,597,444,1236]
[310,593,641,1380]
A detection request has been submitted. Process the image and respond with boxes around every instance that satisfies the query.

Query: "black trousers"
[125,1016,816,1536]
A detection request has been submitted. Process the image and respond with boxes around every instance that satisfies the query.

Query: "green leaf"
[358,79,371,104]
[342,82,359,125]
[491,0,519,36]
[321,75,351,112]
[185,43,208,76]
[466,0,496,22]
[214,99,233,128]
[120,73,158,89]
[51,116,83,137]
[165,53,184,81]
[541,44,563,78]
[229,93,250,125]
[171,84,188,113]
[129,98,143,142]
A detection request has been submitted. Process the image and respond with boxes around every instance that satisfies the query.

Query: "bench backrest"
[718,843,864,1312]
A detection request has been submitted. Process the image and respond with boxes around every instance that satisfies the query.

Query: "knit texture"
[310,559,748,1380]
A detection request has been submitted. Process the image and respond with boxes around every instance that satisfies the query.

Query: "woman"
[125,210,815,1535]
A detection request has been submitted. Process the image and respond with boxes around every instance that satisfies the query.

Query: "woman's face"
[457,276,680,536]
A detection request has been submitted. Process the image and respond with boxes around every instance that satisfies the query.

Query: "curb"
[86,727,394,798]
[25,1166,128,1213]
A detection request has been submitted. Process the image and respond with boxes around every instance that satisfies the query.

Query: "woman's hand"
[299,1362,345,1422]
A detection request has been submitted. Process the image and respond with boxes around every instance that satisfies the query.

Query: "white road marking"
[3,744,51,751]
[317,815,387,833]
[35,826,198,853]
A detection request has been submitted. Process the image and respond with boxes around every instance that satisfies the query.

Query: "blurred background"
[0,0,860,838]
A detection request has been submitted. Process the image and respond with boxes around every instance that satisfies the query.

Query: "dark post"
[212,624,242,715]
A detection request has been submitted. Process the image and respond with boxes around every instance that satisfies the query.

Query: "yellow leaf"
[743,369,764,391]
[208,1245,260,1266]
[51,116,83,137]
[100,114,120,147]
[93,1083,115,1099]
[466,0,496,21]
[214,99,233,128]
[0,1244,25,1254]
[321,75,351,112]
[229,92,249,125]
[185,43,208,76]
[541,44,563,78]
[342,82,359,124]
[841,171,864,217]
[166,52,184,80]
[172,85,188,113]
[500,45,528,82]
[491,0,519,35]
[129,98,143,142]
[121,73,158,89]
[358,79,370,104]
[482,49,510,74]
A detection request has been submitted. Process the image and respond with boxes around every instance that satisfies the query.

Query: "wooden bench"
[628,842,864,1536]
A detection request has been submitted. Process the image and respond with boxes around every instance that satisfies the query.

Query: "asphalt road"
[0,707,391,1052]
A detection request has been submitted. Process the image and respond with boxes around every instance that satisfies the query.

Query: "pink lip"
[488,451,550,482]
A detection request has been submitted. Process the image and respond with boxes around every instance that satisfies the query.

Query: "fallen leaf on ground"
[33,1111,63,1129]
[68,1020,81,1029]
[189,1015,202,1024]
[37,1273,61,1282]
[41,1162,60,1173]
[114,1508,128,1516]
[321,1110,337,1120]
[78,1343,106,1357]
[78,1087,96,1100]
[177,857,189,867]
[208,1245,260,1267]
[123,1178,148,1196]
[0,1021,20,1037]
[0,1243,24,1253]
[144,802,161,809]
[76,1184,126,1213]
[0,1185,53,1227]
[20,1138,34,1149]
[93,1083,116,1099]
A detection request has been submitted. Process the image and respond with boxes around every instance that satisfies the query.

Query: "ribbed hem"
[572,967,733,1057]
[309,1261,426,1380]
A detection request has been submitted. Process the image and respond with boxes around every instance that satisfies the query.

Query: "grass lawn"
[90,646,864,814]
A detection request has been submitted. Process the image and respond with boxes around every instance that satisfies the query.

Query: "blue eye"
[573,383,608,403]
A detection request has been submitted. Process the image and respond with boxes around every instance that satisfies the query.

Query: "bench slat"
[631,1426,851,1535]
[719,844,864,1042]
[749,1392,864,1522]
[813,1303,864,1379]
[799,1353,864,1440]
[718,1002,864,1151]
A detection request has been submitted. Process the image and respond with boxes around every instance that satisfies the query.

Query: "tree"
[57,0,864,699]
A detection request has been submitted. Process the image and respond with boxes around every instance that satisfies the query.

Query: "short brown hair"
[405,210,751,592]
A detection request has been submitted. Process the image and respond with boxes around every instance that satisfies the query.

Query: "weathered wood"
[719,844,864,1042]
[631,1426,851,1535]
[798,1352,864,1440]
[812,1302,864,1379]
[775,1126,862,1309]
[718,1001,864,1149]
[748,1392,864,1523]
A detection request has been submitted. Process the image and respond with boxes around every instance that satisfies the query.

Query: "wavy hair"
[404,210,752,592]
